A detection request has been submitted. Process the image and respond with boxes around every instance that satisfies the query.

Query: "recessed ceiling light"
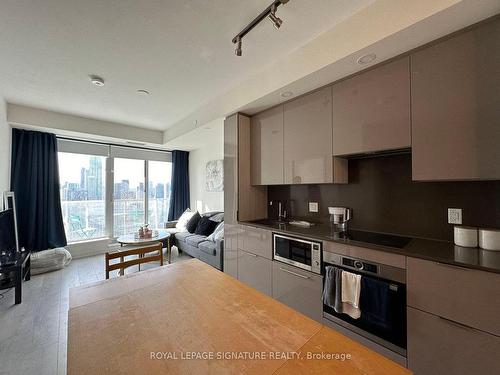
[281,91,293,98]
[357,53,377,65]
[89,75,105,87]
[137,89,150,96]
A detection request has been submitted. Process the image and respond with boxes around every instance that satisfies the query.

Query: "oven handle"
[279,267,310,279]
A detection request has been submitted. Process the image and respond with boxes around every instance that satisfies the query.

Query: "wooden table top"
[68,259,411,375]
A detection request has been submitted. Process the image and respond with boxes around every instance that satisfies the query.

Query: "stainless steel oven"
[273,233,321,274]
[323,251,407,356]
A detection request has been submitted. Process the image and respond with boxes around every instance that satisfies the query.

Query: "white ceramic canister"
[478,228,500,251]
[454,226,478,248]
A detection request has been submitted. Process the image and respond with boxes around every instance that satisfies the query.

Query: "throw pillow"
[209,212,224,223]
[195,216,218,236]
[207,222,224,242]
[176,209,194,230]
[214,222,224,241]
[186,211,201,233]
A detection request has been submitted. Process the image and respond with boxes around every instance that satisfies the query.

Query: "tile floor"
[0,248,192,375]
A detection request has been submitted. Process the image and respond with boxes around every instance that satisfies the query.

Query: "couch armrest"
[216,238,224,253]
[163,221,178,229]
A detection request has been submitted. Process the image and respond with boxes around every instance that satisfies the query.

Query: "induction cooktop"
[335,230,412,249]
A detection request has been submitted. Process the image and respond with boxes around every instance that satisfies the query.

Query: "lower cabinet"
[223,223,238,278]
[237,250,272,297]
[272,262,323,322]
[407,307,500,375]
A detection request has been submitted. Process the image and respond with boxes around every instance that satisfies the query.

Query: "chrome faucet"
[270,200,287,222]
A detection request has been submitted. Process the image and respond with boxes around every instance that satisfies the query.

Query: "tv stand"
[0,251,31,304]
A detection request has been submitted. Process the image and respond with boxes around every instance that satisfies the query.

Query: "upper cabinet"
[284,87,335,184]
[251,105,284,185]
[411,18,500,181]
[332,57,411,156]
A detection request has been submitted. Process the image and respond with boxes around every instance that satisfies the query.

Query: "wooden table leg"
[168,237,172,264]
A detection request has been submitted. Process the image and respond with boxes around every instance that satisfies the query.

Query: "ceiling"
[0,0,375,131]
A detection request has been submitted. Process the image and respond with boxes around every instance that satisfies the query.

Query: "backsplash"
[267,153,500,241]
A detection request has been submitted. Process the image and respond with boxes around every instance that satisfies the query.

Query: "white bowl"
[479,228,500,251]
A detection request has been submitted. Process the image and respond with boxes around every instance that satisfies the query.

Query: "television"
[0,192,20,257]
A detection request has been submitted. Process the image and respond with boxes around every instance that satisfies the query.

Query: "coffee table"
[116,231,171,271]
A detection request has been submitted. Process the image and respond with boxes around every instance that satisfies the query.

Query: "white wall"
[0,100,11,196]
[188,119,224,213]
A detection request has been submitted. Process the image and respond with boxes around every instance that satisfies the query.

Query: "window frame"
[57,138,172,244]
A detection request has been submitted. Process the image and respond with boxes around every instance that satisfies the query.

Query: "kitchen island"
[68,259,410,374]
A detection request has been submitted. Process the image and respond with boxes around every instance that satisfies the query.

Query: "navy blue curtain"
[10,129,67,252]
[168,150,190,221]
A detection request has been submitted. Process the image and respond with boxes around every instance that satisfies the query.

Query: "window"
[113,158,146,237]
[57,140,172,244]
[58,153,106,242]
[147,160,172,229]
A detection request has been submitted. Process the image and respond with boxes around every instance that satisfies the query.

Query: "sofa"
[164,211,223,270]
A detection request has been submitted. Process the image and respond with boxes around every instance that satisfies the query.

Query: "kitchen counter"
[68,259,410,375]
[241,220,500,274]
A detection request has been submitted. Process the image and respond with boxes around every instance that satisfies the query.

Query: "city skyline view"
[58,152,172,242]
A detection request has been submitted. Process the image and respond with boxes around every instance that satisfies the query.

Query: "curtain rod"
[56,136,173,154]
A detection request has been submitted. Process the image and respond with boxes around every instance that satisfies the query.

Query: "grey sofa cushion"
[198,241,217,256]
[185,234,209,247]
[175,231,193,243]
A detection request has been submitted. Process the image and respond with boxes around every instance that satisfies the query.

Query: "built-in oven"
[323,251,407,356]
[273,233,321,274]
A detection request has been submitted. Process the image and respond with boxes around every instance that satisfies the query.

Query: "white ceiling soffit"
[164,118,224,152]
[165,0,500,142]
[7,103,165,147]
[0,0,376,132]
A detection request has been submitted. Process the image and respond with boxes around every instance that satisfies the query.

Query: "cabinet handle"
[438,316,478,333]
[246,252,258,257]
[279,267,310,279]
[435,262,471,271]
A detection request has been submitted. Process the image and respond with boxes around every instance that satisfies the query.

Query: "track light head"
[235,37,242,56]
[268,5,283,29]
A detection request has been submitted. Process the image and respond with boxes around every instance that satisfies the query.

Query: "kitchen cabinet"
[272,261,323,322]
[223,114,239,277]
[283,87,347,184]
[224,114,267,276]
[411,17,500,180]
[237,225,272,259]
[251,105,284,185]
[407,307,500,375]
[332,57,410,156]
[237,250,273,296]
[407,257,500,336]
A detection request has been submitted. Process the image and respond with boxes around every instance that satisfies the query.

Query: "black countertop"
[240,219,500,274]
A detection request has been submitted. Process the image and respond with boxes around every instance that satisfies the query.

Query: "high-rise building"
[86,156,103,200]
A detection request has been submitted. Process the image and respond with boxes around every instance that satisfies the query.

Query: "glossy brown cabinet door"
[407,257,500,336]
[251,105,284,185]
[223,114,239,277]
[407,307,500,375]
[237,225,272,259]
[237,250,273,296]
[411,18,500,180]
[332,57,410,156]
[283,87,333,184]
[272,262,323,322]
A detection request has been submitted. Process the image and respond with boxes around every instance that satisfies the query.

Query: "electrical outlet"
[448,208,462,225]
[309,202,319,213]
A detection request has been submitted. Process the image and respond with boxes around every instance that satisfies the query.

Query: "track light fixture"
[235,37,242,56]
[268,5,283,29]
[232,0,289,56]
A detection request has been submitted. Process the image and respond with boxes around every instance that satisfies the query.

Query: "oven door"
[323,263,407,353]
[273,234,314,272]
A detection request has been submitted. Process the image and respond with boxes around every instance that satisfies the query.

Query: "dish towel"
[322,266,343,313]
[341,271,362,319]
